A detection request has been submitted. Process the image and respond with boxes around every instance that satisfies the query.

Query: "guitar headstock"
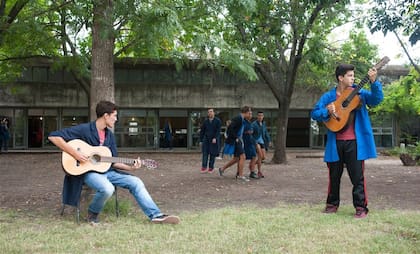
[374,56,390,70]
[143,159,158,169]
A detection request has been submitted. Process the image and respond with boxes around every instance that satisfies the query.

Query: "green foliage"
[0,1,62,81]
[372,68,420,116]
[338,32,379,82]
[114,0,185,59]
[369,0,419,46]
[388,142,420,157]
[299,30,379,90]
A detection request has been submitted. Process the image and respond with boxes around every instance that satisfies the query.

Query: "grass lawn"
[1,204,419,254]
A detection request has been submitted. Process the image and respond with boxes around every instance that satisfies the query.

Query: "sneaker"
[200,167,207,173]
[218,168,224,176]
[249,172,259,179]
[216,156,223,160]
[323,204,338,214]
[236,175,250,182]
[354,207,368,219]
[208,168,214,173]
[257,171,265,178]
[87,211,100,224]
[151,215,180,224]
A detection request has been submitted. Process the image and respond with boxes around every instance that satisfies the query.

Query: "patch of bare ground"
[1,150,419,216]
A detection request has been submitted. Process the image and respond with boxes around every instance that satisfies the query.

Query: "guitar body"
[62,139,112,175]
[323,90,361,132]
[62,139,158,176]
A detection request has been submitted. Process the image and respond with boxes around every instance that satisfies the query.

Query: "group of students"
[200,62,383,219]
[199,107,271,182]
[45,62,382,224]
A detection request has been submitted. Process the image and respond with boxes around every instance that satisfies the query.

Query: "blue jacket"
[225,114,244,145]
[49,121,117,206]
[311,81,383,162]
[200,117,221,155]
[49,121,118,156]
[251,120,270,146]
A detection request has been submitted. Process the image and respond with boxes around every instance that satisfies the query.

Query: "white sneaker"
[236,176,250,182]
[151,215,180,224]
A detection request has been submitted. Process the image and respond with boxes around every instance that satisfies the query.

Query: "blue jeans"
[84,170,162,220]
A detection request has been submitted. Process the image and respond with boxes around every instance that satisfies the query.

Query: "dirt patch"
[1,151,419,216]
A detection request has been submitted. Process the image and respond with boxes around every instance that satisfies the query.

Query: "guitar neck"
[343,56,390,106]
[342,73,376,107]
[100,156,138,165]
[357,75,371,90]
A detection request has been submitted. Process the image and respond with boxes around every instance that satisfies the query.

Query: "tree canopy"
[368,0,419,72]
[0,0,394,161]
[373,68,420,116]
[369,0,419,46]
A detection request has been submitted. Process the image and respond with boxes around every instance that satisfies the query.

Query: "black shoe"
[87,211,100,224]
[249,172,259,179]
[323,204,338,214]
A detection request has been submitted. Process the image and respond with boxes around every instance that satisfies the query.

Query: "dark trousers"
[202,139,217,169]
[202,153,216,169]
[326,140,368,210]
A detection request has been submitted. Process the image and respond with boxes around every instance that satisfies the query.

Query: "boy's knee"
[134,178,145,189]
[103,184,115,198]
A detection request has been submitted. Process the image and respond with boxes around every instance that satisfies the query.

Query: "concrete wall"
[1,61,406,110]
[0,82,88,108]
[1,69,323,110]
[115,82,321,110]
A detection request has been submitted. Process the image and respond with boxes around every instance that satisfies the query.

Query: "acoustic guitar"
[62,139,158,176]
[324,56,390,132]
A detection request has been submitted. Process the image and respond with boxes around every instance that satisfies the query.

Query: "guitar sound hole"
[91,154,101,164]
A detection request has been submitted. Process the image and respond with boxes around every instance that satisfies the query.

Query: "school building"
[0,58,408,150]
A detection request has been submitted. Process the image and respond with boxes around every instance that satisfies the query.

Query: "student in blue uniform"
[199,108,221,173]
[218,106,252,182]
[311,64,383,219]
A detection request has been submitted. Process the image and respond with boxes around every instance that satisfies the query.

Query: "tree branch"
[0,55,51,62]
[114,39,136,57]
[393,30,420,76]
[255,63,281,102]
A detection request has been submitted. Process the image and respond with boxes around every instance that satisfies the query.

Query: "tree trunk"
[272,100,290,164]
[393,114,401,147]
[255,64,291,164]
[90,0,115,120]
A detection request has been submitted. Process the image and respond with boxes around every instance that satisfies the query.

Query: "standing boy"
[311,64,383,219]
[251,111,271,178]
[200,108,221,173]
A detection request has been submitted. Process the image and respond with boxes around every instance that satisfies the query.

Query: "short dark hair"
[241,106,252,113]
[96,101,117,118]
[335,64,355,81]
[257,111,264,114]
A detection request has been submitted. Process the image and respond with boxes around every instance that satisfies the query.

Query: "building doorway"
[28,116,43,148]
[159,117,188,148]
[159,109,188,149]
